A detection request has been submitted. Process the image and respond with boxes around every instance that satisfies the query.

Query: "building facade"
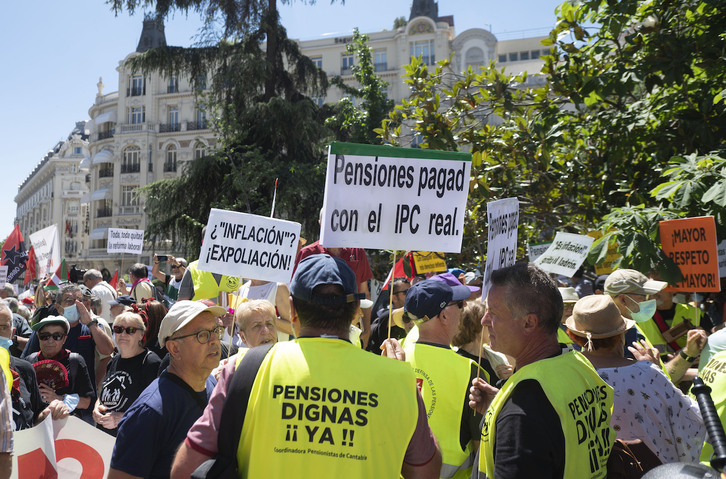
[15,122,90,263]
[82,15,215,271]
[297,0,548,106]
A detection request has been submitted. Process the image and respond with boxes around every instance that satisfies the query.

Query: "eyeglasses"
[170,265,181,270]
[39,332,67,341]
[393,289,409,297]
[113,326,140,335]
[61,296,78,306]
[447,301,465,309]
[169,326,224,344]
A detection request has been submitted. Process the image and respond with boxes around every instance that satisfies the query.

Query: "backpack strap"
[217,344,273,461]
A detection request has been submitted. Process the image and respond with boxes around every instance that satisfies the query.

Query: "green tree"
[324,28,394,145]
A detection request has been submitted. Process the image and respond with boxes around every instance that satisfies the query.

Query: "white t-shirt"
[92,281,117,323]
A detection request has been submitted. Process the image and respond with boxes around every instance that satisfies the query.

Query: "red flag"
[382,254,417,290]
[24,246,37,286]
[109,270,119,291]
[1,225,29,284]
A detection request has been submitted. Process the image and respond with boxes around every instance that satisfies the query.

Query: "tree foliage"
[380,0,726,271]
[325,28,394,145]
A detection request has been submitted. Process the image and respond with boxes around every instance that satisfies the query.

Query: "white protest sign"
[320,142,471,252]
[29,224,60,277]
[0,265,7,288]
[528,242,552,262]
[107,228,145,254]
[12,416,116,478]
[482,198,519,300]
[718,239,726,278]
[534,232,594,277]
[198,209,301,283]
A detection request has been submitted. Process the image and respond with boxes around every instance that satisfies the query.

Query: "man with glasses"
[22,284,114,393]
[108,300,225,479]
[402,279,483,479]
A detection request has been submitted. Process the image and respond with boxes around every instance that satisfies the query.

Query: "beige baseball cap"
[604,269,667,296]
[158,300,226,348]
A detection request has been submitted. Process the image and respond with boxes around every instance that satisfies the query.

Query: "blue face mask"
[63,303,80,324]
[625,297,657,323]
[0,337,12,350]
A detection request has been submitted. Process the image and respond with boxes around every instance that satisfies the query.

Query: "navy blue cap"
[290,254,366,305]
[108,295,136,306]
[404,280,469,322]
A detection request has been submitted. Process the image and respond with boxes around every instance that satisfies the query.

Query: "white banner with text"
[198,209,301,283]
[482,198,519,300]
[107,228,145,255]
[320,142,472,252]
[534,232,594,277]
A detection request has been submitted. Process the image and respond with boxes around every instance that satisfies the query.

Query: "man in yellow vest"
[402,279,483,479]
[470,263,615,479]
[172,254,442,478]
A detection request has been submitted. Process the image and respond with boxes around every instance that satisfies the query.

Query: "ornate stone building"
[15,123,90,263]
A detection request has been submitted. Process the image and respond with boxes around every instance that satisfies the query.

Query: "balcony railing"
[99,166,114,178]
[187,121,208,131]
[341,67,353,75]
[159,123,181,133]
[119,205,140,215]
[97,130,115,140]
[374,62,388,72]
[167,84,179,94]
[96,208,112,218]
[118,123,148,133]
[163,160,177,173]
[121,163,141,174]
[127,86,145,96]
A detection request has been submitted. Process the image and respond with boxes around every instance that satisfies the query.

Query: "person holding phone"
[151,254,187,305]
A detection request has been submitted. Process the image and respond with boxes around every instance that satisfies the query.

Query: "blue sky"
[0,0,564,236]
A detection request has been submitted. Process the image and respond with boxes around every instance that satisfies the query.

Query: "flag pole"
[387,251,397,340]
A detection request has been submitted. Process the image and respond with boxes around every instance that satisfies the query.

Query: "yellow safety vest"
[637,304,703,352]
[0,348,10,392]
[696,350,726,464]
[557,327,573,345]
[404,342,485,479]
[188,260,241,301]
[479,351,614,479]
[236,338,419,478]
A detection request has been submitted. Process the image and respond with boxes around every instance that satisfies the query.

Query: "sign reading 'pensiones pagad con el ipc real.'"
[320,142,471,253]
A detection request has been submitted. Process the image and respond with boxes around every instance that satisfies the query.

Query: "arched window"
[164,145,177,172]
[465,47,485,71]
[194,141,207,160]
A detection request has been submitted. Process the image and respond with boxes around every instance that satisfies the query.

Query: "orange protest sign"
[659,216,721,292]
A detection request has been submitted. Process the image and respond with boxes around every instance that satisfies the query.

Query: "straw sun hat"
[565,295,635,351]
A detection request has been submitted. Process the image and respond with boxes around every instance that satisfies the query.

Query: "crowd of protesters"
[1,241,726,479]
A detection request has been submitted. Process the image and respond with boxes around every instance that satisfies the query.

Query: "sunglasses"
[39,332,67,341]
[447,300,465,309]
[113,326,140,335]
[170,265,181,269]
